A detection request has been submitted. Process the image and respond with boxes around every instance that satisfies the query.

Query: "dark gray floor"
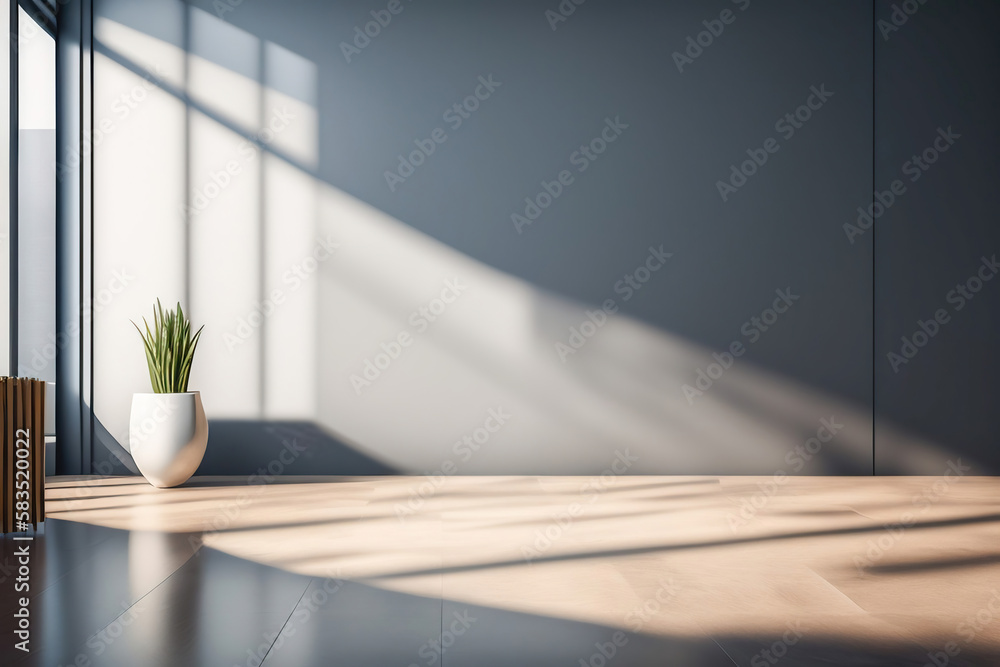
[0,519,990,666]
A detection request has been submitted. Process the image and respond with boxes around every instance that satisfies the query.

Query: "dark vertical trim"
[55,0,84,474]
[871,0,876,477]
[10,0,18,376]
[76,0,83,465]
[80,0,93,473]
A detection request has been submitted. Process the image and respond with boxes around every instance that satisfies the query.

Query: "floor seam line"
[67,540,205,659]
[259,577,315,667]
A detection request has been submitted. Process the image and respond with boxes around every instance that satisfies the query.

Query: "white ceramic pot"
[129,392,208,488]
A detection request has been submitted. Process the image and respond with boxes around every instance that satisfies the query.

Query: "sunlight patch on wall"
[93,45,186,449]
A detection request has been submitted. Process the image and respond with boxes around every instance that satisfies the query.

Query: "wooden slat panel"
[0,379,50,531]
[24,379,33,526]
[0,378,6,532]
[34,379,45,524]
[15,378,24,530]
[0,378,51,532]
[28,380,33,526]
[30,380,37,526]
[4,378,13,532]
[26,379,31,526]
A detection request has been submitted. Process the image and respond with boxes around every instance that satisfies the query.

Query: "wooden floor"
[2,475,999,665]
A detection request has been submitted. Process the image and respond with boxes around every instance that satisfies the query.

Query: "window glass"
[16,5,56,382]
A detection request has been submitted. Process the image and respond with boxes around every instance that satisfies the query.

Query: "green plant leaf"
[133,300,204,394]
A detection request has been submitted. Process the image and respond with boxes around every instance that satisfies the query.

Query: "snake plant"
[132,300,204,394]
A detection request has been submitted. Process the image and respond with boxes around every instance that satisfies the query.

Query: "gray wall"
[225,0,875,407]
[874,0,1000,473]
[90,0,884,475]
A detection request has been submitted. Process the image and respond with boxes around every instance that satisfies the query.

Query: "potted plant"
[129,300,207,488]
